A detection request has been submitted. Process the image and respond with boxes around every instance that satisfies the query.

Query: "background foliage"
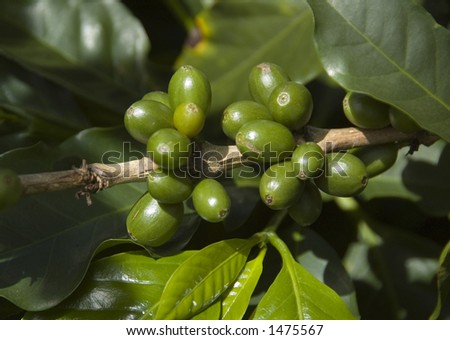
[0,0,449,320]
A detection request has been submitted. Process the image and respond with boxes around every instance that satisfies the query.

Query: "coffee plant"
[0,0,449,320]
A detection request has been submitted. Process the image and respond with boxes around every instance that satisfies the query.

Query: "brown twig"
[18,126,440,201]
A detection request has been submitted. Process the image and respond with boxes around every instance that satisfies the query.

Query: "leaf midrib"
[160,242,251,319]
[326,0,450,111]
[211,8,312,85]
[283,255,305,319]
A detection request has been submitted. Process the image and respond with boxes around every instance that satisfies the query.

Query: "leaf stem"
[262,209,288,234]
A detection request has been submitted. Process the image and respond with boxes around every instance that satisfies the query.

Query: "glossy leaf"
[252,261,356,320]
[155,238,258,320]
[0,129,36,155]
[360,141,450,216]
[253,234,356,320]
[24,251,195,319]
[0,128,148,311]
[0,57,89,138]
[430,240,450,319]
[190,299,222,320]
[221,246,266,320]
[0,0,151,112]
[177,0,322,113]
[223,185,260,232]
[308,0,450,142]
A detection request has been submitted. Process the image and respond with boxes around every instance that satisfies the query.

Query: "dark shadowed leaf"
[430,240,450,319]
[360,141,450,216]
[0,128,148,311]
[341,209,442,319]
[223,184,260,232]
[308,0,450,142]
[0,57,89,139]
[0,0,152,112]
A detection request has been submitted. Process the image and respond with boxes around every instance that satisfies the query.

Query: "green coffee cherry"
[147,169,193,204]
[222,100,272,140]
[315,153,368,197]
[351,144,398,178]
[192,179,231,223]
[389,106,421,133]
[142,91,171,108]
[236,120,295,163]
[291,142,325,180]
[0,168,22,211]
[173,102,206,138]
[342,92,390,129]
[147,128,192,169]
[124,100,173,144]
[126,192,183,247]
[248,62,290,106]
[288,180,323,226]
[168,65,211,113]
[268,81,313,130]
[259,161,304,210]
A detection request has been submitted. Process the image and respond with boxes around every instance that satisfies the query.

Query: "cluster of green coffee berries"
[221,62,406,226]
[221,62,322,226]
[124,62,415,246]
[124,65,231,248]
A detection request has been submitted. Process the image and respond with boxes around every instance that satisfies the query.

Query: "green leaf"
[253,233,356,320]
[24,251,195,319]
[0,128,148,311]
[191,299,222,320]
[0,57,89,138]
[430,240,450,319]
[155,238,259,320]
[0,0,152,112]
[307,0,450,142]
[283,227,360,317]
[221,246,266,320]
[55,126,146,165]
[360,141,450,216]
[177,0,322,113]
